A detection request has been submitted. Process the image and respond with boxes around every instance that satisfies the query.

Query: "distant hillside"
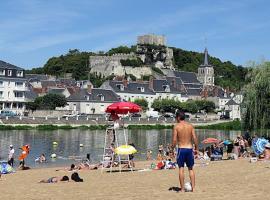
[26,46,248,90]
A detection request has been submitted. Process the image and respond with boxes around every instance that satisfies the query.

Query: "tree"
[41,94,67,110]
[25,102,38,112]
[195,100,216,113]
[242,61,270,130]
[26,94,67,110]
[152,99,181,113]
[107,45,136,55]
[182,101,198,114]
[133,98,148,111]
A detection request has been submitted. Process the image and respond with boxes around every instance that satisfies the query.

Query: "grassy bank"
[196,120,242,130]
[0,121,242,131]
[127,124,173,130]
[0,124,107,131]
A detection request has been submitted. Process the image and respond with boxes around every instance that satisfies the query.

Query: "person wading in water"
[172,110,198,192]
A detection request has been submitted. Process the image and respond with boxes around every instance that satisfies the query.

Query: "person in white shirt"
[8,145,15,167]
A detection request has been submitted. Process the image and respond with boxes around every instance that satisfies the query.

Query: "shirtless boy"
[172,111,198,192]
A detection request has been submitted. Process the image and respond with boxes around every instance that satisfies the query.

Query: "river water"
[0,129,246,168]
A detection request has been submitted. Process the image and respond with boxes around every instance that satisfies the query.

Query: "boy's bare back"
[173,121,197,149]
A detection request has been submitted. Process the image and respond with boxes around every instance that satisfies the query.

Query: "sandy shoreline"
[0,159,269,200]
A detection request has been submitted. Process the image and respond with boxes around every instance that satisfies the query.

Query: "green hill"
[26,46,248,90]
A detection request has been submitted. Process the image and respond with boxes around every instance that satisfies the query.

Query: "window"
[116,84,124,91]
[0,81,3,86]
[163,85,170,92]
[17,71,23,77]
[0,91,3,97]
[15,82,24,87]
[0,69,5,75]
[8,70,12,76]
[14,91,24,98]
[101,96,104,101]
[18,103,23,109]
[137,87,145,93]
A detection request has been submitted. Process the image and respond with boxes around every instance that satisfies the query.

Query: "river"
[0,129,246,168]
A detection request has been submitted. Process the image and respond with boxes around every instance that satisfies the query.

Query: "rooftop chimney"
[87,84,92,94]
[149,76,154,90]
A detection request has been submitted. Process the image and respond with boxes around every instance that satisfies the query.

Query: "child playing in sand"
[146,150,152,160]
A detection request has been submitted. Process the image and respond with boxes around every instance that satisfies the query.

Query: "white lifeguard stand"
[101,124,133,173]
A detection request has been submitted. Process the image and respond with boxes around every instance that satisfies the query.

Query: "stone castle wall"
[137,34,166,46]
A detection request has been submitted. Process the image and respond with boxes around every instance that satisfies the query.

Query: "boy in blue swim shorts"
[172,111,198,192]
[177,148,194,169]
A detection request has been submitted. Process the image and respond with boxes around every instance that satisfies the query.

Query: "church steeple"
[198,47,215,86]
[203,48,209,66]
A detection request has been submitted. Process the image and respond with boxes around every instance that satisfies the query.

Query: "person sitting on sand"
[146,150,152,160]
[259,143,270,161]
[39,176,69,183]
[156,152,163,162]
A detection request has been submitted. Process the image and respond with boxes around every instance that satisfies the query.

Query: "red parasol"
[202,138,219,144]
[105,102,141,114]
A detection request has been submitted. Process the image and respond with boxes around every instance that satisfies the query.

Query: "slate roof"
[41,80,59,88]
[67,88,120,102]
[26,74,50,81]
[186,88,202,96]
[183,83,203,89]
[0,60,24,70]
[225,99,239,106]
[152,79,182,94]
[59,78,77,86]
[48,88,66,95]
[166,76,183,86]
[109,81,155,95]
[174,71,200,84]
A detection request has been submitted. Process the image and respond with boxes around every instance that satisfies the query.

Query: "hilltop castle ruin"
[89,34,174,79]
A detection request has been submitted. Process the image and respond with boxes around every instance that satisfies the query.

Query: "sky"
[0,0,270,69]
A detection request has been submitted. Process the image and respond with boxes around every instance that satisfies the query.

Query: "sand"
[0,159,269,200]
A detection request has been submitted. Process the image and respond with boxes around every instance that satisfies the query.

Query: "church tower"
[198,48,214,86]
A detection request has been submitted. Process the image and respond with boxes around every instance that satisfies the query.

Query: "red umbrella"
[105,102,141,114]
[202,138,219,144]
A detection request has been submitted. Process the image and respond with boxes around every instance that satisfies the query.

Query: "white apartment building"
[0,60,30,114]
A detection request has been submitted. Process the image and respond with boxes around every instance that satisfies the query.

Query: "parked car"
[131,113,141,118]
[77,113,88,117]
[62,113,77,118]
[195,113,205,118]
[220,115,230,120]
[0,110,16,117]
[146,111,160,118]
[163,112,175,118]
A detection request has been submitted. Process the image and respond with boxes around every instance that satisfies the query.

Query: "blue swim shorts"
[177,148,194,169]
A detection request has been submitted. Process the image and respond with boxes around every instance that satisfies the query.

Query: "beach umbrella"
[202,138,219,144]
[0,162,14,174]
[105,102,141,114]
[252,138,269,155]
[115,145,137,155]
[222,140,232,145]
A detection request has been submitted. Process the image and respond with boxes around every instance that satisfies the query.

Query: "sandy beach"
[0,159,269,200]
